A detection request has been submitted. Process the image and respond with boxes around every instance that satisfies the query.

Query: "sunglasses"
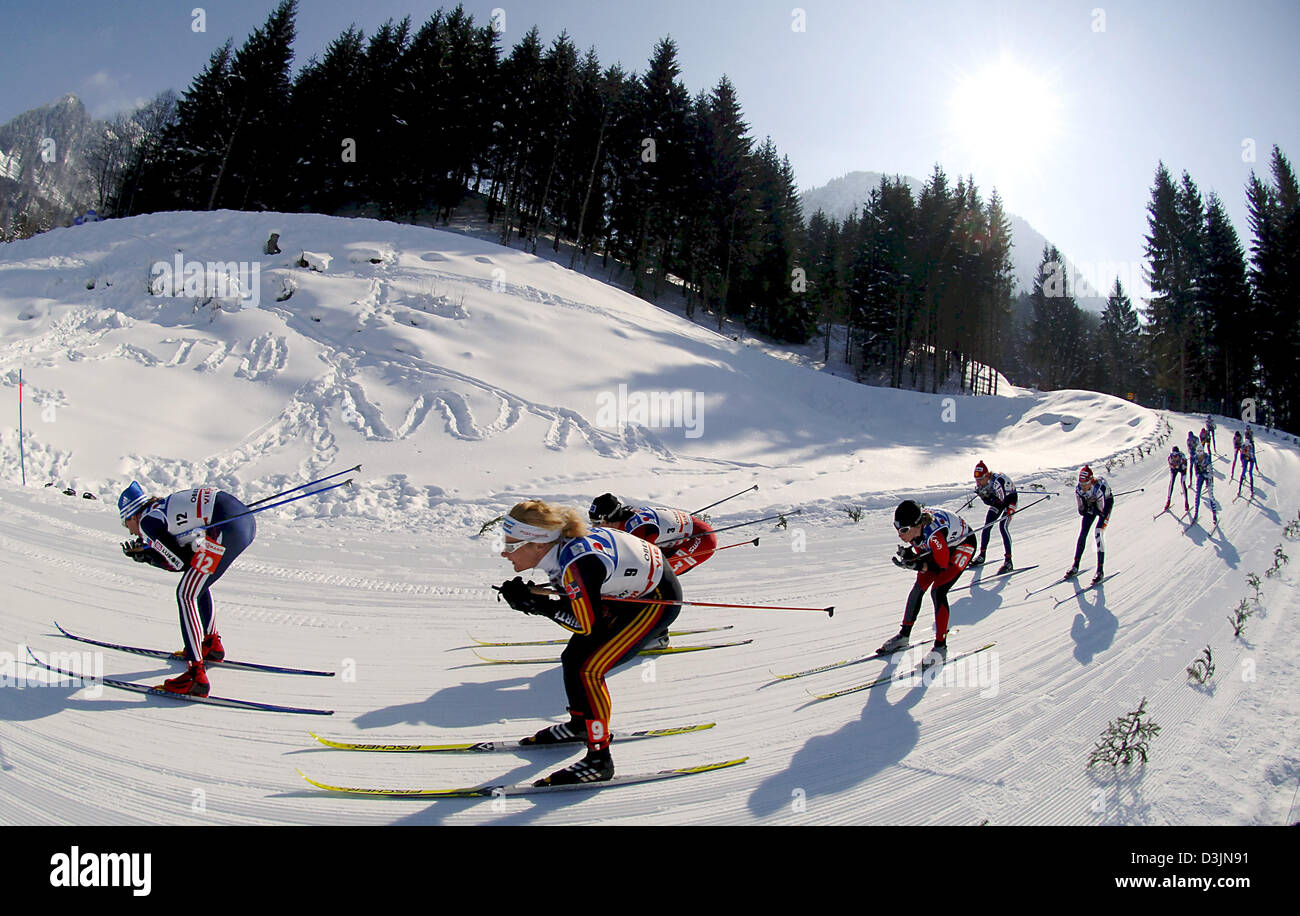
[501,538,530,554]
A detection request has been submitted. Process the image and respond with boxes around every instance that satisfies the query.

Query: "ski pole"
[246,463,361,509]
[661,537,759,561]
[602,596,834,616]
[705,509,800,536]
[202,477,356,531]
[691,484,758,516]
[1112,488,1145,498]
[906,494,1050,562]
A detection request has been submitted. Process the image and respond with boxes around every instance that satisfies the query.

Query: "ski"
[770,634,952,680]
[298,756,749,797]
[1025,568,1091,598]
[950,565,1039,592]
[471,639,753,665]
[309,721,715,752]
[466,625,734,648]
[809,643,998,701]
[1052,572,1122,606]
[25,647,333,715]
[53,621,334,677]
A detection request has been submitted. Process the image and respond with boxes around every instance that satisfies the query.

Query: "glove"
[122,539,151,563]
[894,546,925,571]
[497,577,552,616]
[1004,504,1016,517]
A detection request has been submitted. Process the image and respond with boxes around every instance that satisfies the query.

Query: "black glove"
[122,539,151,563]
[894,546,925,571]
[496,577,553,617]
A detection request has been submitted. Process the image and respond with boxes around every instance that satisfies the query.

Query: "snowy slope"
[0,211,1295,825]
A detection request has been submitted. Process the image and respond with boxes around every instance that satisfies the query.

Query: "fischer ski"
[298,756,749,797]
[1052,572,1121,607]
[770,633,954,680]
[466,626,734,648]
[809,643,998,701]
[471,639,752,665]
[950,565,1040,592]
[1025,568,1091,598]
[53,621,334,677]
[309,721,715,752]
[25,647,333,715]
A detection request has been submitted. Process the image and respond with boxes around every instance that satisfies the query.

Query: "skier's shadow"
[951,574,1015,627]
[1067,582,1118,665]
[745,657,928,820]
[352,667,567,730]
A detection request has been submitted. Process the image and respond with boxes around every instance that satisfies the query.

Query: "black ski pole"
[246,464,362,509]
[692,484,759,516]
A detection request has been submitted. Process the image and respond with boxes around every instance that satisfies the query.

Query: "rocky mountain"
[0,94,103,236]
[800,170,1106,311]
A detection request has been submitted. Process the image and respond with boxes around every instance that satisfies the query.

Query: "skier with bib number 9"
[495,499,682,786]
[117,482,257,697]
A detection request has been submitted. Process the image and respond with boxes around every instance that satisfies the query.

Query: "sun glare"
[947,57,1063,187]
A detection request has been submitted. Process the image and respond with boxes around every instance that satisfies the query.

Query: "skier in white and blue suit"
[117,482,257,696]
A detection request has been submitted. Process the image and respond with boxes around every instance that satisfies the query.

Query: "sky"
[2,0,1298,301]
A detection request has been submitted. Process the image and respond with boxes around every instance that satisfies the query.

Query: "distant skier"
[1237,438,1256,499]
[1245,426,1259,473]
[1205,414,1217,452]
[1230,429,1244,480]
[1165,446,1189,513]
[1190,447,1219,527]
[1066,466,1113,586]
[588,494,717,576]
[1186,429,1199,461]
[877,500,977,664]
[495,499,681,785]
[117,482,257,696]
[1199,427,1212,458]
[971,460,1017,574]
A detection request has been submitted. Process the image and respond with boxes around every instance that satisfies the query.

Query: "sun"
[947,57,1064,186]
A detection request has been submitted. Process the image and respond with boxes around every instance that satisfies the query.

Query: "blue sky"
[3,0,1298,300]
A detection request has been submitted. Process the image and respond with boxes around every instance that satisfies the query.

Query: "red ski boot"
[161,662,210,697]
[202,632,225,663]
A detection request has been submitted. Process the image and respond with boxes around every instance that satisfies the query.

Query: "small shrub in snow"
[844,506,862,523]
[1228,599,1253,638]
[1185,646,1215,684]
[1087,698,1160,768]
[1265,544,1289,578]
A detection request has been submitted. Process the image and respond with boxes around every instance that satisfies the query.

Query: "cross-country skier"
[1186,429,1199,460]
[1205,415,1217,452]
[1199,427,1212,458]
[1230,429,1244,480]
[495,499,682,785]
[1245,426,1259,473]
[1165,446,1190,512]
[1190,447,1219,527]
[1237,438,1256,499]
[876,500,977,664]
[971,460,1017,574]
[117,482,256,696]
[1065,466,1113,586]
[587,493,717,576]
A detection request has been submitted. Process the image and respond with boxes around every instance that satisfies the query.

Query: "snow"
[0,209,1295,825]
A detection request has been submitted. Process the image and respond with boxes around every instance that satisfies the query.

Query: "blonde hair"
[507,500,589,539]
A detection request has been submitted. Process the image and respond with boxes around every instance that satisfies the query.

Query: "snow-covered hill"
[1,210,1295,825]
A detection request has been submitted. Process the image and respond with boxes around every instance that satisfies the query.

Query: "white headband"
[502,516,562,543]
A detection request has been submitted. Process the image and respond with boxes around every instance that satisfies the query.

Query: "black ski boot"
[521,711,586,746]
[534,747,614,786]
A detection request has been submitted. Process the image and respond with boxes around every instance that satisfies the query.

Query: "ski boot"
[995,557,1014,576]
[534,747,614,786]
[160,662,209,697]
[201,632,225,663]
[521,711,586,746]
[1091,570,1105,586]
[969,552,986,567]
[877,632,911,654]
[1064,565,1079,579]
[921,640,948,671]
